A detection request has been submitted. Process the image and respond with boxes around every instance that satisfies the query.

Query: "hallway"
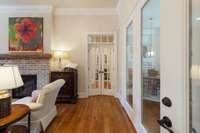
[46,96,136,133]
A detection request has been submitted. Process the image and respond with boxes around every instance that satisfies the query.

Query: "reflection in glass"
[126,22,133,107]
[141,0,160,132]
[191,0,200,132]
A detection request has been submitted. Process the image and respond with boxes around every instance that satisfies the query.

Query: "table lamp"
[0,65,24,118]
[53,50,69,71]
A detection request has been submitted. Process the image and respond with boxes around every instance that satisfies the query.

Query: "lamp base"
[0,95,11,119]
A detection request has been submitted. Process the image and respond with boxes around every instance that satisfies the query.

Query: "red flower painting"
[15,18,37,44]
[9,17,43,52]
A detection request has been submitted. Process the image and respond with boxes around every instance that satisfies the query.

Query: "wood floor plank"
[143,99,160,133]
[46,96,137,133]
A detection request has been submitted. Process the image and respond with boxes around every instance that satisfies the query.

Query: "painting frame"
[9,17,44,53]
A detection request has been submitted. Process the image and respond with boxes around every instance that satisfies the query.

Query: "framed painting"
[9,17,43,52]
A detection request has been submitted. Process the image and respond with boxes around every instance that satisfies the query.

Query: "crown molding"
[0,5,118,16]
[0,5,53,14]
[54,8,118,16]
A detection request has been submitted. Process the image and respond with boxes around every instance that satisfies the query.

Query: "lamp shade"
[53,50,69,59]
[0,65,24,90]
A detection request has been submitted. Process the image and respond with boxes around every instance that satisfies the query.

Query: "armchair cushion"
[13,97,42,111]
[31,90,41,103]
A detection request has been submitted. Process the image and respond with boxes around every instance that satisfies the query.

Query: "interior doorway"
[87,33,116,96]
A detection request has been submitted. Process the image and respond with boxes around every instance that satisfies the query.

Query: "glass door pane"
[89,47,101,91]
[141,0,160,132]
[126,22,133,107]
[190,0,200,132]
[102,47,112,90]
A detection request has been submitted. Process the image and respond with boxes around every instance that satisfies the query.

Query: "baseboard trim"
[116,94,134,120]
[78,92,88,98]
[116,93,147,133]
[114,91,121,98]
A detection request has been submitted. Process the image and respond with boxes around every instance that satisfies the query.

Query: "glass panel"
[90,47,100,90]
[88,34,114,44]
[126,22,133,107]
[190,0,200,132]
[141,0,160,133]
[96,50,99,89]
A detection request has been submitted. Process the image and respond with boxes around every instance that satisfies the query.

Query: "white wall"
[117,0,139,24]
[117,0,140,98]
[53,14,119,94]
[0,6,118,96]
[0,6,53,53]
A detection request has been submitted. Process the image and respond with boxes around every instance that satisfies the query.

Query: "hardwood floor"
[46,96,136,133]
[143,99,160,133]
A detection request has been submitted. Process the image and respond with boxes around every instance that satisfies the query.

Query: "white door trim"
[160,0,189,132]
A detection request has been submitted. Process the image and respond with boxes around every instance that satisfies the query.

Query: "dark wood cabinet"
[50,68,78,103]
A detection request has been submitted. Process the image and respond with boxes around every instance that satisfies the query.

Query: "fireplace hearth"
[12,75,37,99]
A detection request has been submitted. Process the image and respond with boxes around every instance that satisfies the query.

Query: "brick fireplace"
[0,54,52,94]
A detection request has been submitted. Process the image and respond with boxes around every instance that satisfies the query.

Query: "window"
[126,22,133,107]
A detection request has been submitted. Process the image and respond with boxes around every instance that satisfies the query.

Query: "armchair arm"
[25,103,43,111]
[32,90,40,94]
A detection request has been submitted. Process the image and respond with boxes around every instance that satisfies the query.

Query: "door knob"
[162,97,172,107]
[192,128,197,133]
[98,70,104,73]
[157,116,174,133]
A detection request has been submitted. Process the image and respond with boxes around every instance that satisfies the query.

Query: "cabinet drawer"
[50,71,78,103]
[51,73,73,80]
[58,88,73,96]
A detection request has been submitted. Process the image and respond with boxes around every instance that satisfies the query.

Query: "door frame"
[121,13,137,128]
[85,32,118,97]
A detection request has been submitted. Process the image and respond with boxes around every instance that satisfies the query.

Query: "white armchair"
[13,79,65,133]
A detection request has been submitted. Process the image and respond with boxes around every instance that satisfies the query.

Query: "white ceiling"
[0,0,119,8]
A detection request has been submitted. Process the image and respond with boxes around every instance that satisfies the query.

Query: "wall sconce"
[53,50,69,71]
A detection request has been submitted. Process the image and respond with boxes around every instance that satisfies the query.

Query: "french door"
[88,45,114,96]
[138,0,189,133]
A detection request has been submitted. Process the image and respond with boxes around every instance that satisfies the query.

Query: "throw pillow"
[32,90,40,103]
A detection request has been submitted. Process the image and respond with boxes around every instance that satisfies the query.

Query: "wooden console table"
[0,104,31,133]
